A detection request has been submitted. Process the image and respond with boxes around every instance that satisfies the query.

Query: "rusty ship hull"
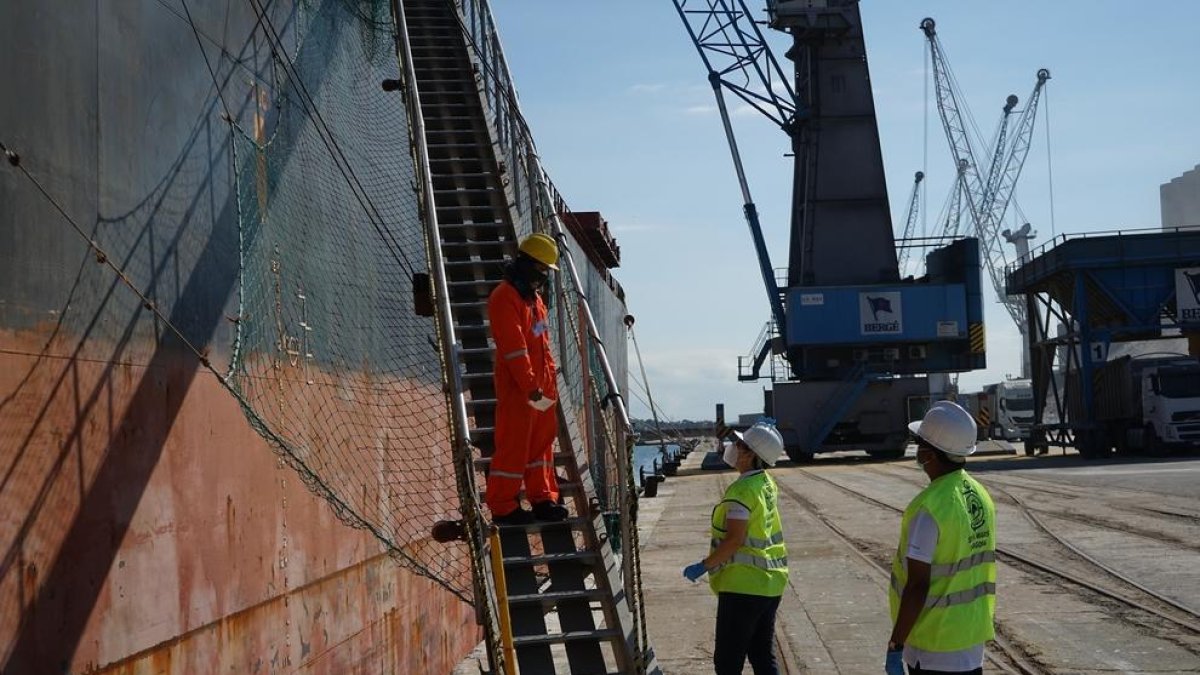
[0,0,490,672]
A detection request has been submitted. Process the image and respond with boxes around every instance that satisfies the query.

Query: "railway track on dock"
[867,464,1200,626]
[969,470,1200,524]
[773,475,1048,675]
[798,466,1200,640]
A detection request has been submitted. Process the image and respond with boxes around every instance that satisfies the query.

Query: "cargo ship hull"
[1,0,484,671]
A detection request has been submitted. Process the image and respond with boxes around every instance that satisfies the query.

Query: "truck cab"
[1139,359,1200,449]
[993,379,1034,441]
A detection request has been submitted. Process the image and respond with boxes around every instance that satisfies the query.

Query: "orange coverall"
[485,280,559,516]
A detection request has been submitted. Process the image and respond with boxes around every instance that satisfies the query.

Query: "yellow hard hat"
[518,233,559,269]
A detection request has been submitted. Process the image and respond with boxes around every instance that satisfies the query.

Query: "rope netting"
[224,0,634,609]
[223,0,470,599]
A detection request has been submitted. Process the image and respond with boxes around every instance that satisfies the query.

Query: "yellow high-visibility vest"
[889,470,997,651]
[709,471,788,597]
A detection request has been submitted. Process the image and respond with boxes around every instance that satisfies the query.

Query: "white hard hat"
[908,401,977,460]
[733,421,785,466]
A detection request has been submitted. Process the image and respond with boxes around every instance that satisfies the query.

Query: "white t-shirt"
[902,511,985,671]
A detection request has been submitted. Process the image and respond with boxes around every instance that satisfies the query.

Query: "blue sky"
[490,1,1200,421]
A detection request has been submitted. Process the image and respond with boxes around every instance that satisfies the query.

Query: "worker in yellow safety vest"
[683,420,788,675]
[886,401,997,675]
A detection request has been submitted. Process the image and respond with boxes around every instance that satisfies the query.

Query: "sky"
[489,1,1200,422]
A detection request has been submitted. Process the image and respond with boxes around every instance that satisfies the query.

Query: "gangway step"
[494,517,590,533]
[474,454,570,470]
[508,588,607,606]
[458,346,494,358]
[442,257,507,267]
[511,629,622,648]
[438,220,508,229]
[503,550,600,567]
[478,482,583,503]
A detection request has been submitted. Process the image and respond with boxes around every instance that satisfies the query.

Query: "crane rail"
[774,475,1046,675]
[798,465,1200,637]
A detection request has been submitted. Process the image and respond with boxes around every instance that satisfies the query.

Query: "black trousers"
[714,592,782,675]
[908,665,983,675]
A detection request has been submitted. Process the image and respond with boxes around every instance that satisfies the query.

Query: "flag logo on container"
[1177,268,1200,323]
[859,291,903,335]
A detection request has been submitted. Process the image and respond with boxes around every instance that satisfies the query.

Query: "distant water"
[634,443,678,486]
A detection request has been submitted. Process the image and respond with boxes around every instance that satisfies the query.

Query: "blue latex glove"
[682,561,708,582]
[884,648,905,675]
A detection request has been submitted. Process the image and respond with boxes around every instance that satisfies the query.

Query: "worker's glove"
[883,647,905,675]
[682,561,708,583]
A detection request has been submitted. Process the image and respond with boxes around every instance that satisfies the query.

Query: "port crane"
[922,17,1051,375]
[673,0,986,459]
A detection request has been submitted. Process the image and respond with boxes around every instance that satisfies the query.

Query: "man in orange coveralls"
[486,232,569,525]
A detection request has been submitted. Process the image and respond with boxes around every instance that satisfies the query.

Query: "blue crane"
[673,1,986,460]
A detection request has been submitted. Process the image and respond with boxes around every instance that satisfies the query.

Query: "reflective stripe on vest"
[890,574,996,609]
[888,470,997,652]
[708,472,788,597]
[727,552,788,570]
[930,550,996,578]
[711,530,784,551]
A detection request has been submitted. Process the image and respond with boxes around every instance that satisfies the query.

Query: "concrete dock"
[457,440,1200,673]
[638,441,1200,674]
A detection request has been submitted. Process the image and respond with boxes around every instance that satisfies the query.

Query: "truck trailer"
[1067,355,1200,456]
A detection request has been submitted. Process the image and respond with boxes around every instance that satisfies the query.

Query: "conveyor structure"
[1005,228,1200,457]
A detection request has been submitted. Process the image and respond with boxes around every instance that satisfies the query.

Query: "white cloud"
[684,104,718,116]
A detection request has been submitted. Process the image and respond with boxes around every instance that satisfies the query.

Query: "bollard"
[642,474,660,498]
[662,449,679,476]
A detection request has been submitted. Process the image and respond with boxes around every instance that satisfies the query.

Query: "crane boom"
[671,0,798,339]
[941,94,1014,241]
[897,171,924,274]
[980,94,1020,230]
[672,0,797,131]
[922,17,1050,332]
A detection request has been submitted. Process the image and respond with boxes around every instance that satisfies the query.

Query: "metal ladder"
[400,1,637,671]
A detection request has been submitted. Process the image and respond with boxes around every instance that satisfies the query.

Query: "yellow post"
[488,527,517,675]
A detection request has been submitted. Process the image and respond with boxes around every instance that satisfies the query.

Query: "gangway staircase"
[397,0,643,672]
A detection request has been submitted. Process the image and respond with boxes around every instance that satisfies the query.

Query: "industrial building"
[1161,164,1200,230]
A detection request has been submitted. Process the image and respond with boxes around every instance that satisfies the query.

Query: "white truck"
[983,379,1034,441]
[1085,355,1200,455]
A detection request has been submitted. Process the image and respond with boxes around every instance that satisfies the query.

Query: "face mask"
[528,263,549,288]
[723,442,740,468]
